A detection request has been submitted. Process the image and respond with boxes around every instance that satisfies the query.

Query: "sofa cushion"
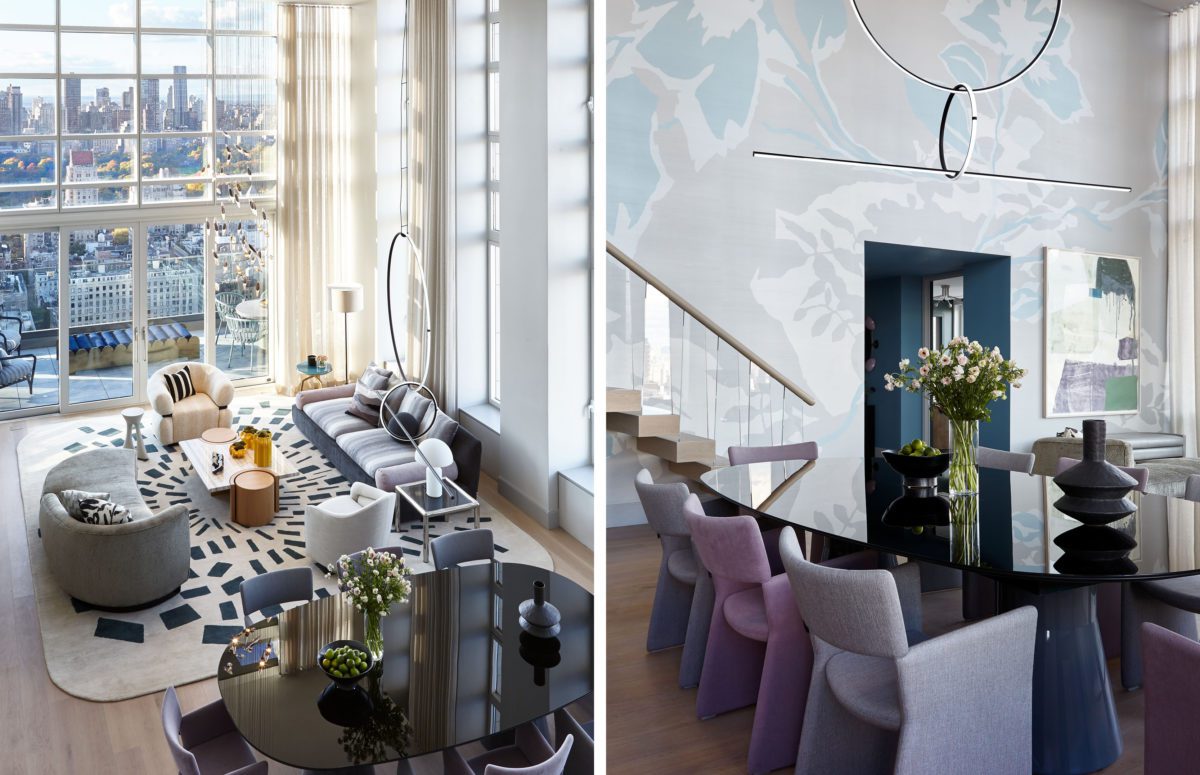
[337,427,418,477]
[60,489,110,519]
[304,396,374,438]
[74,496,133,525]
[427,410,459,447]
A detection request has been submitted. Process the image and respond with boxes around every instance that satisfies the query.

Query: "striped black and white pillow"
[164,365,196,402]
[75,497,132,525]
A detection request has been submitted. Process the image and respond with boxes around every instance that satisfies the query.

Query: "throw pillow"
[60,489,111,519]
[343,362,394,426]
[74,497,133,525]
[164,365,196,402]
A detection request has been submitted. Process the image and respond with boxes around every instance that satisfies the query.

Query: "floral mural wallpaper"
[606,0,1168,523]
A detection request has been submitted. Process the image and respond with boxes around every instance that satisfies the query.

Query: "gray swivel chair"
[779,527,1038,774]
[162,686,267,775]
[442,723,572,775]
[962,447,1036,620]
[554,708,593,775]
[430,529,494,570]
[1121,473,1200,689]
[240,567,313,626]
[633,468,711,689]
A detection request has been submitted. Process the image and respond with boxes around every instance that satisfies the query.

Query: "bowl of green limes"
[882,438,951,479]
[318,640,374,688]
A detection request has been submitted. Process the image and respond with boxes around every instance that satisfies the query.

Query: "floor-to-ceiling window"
[0,0,277,415]
[486,0,501,406]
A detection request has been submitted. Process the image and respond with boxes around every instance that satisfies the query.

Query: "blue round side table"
[296,361,333,391]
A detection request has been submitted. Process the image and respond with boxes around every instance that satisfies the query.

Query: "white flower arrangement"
[329,547,412,616]
[885,337,1027,422]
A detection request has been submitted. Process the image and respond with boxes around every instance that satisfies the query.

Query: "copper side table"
[230,469,279,527]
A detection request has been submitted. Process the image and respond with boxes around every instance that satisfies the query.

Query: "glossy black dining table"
[701,456,1200,775]
[217,563,593,773]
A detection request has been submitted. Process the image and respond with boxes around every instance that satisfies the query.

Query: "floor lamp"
[327,283,364,385]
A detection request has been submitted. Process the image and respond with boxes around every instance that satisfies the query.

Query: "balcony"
[0,314,269,413]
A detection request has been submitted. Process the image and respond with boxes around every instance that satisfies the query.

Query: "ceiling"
[1133,0,1192,12]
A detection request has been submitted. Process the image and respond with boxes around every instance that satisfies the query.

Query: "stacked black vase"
[1051,419,1139,575]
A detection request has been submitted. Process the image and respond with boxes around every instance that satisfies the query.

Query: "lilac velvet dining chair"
[726,441,824,563]
[1120,474,1200,690]
[633,468,712,689]
[1143,622,1200,774]
[442,722,572,775]
[684,495,809,774]
[779,527,1038,775]
[162,686,267,775]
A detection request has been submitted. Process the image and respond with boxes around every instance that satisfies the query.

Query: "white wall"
[498,0,592,528]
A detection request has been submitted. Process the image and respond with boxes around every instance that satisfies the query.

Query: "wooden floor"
[0,404,593,775]
[607,524,1147,775]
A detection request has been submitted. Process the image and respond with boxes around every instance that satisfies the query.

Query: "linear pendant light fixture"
[755,0,1131,194]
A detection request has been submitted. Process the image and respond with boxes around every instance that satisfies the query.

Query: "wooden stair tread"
[606,387,642,413]
[637,433,717,463]
[606,409,680,438]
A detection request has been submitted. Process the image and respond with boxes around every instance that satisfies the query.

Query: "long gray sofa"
[39,447,191,609]
[292,383,482,519]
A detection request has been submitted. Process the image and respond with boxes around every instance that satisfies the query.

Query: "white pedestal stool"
[122,407,149,461]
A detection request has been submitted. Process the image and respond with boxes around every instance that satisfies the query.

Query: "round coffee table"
[229,469,279,527]
[296,361,333,392]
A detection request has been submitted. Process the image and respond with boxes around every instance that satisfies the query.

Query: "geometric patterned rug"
[16,396,553,701]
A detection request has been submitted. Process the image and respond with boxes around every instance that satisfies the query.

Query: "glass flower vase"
[948,418,980,497]
[365,610,384,661]
[950,494,980,566]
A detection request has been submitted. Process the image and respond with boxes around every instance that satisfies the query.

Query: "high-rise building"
[63,150,98,208]
[0,85,22,135]
[64,78,81,133]
[141,78,160,132]
[29,97,53,134]
[172,66,189,131]
[96,87,110,107]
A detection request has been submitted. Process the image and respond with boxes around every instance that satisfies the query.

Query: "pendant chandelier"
[755,0,1131,193]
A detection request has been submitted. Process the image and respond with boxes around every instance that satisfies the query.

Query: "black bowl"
[882,450,951,479]
[318,639,374,689]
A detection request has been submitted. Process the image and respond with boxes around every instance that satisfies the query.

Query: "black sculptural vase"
[1052,419,1137,526]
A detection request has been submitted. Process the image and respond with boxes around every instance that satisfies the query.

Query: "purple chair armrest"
[762,573,805,637]
[1144,622,1200,772]
[295,383,355,409]
[228,762,269,775]
[178,698,238,748]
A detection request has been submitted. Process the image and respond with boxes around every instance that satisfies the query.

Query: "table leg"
[422,514,430,564]
[134,422,148,461]
[474,505,480,531]
[998,581,1121,774]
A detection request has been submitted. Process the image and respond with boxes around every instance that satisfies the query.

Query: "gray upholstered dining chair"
[162,686,267,775]
[977,446,1035,474]
[554,707,593,775]
[779,527,1038,774]
[430,528,494,569]
[633,468,711,689]
[240,567,313,626]
[442,723,572,775]
[1121,473,1200,689]
[962,447,1037,620]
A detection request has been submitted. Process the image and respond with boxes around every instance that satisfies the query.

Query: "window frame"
[0,0,278,215]
[486,0,500,406]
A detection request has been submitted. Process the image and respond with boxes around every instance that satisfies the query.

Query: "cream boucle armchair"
[149,362,235,445]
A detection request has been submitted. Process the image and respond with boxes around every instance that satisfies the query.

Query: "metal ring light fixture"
[938,85,977,180]
[380,381,440,443]
[755,0,1131,193]
[849,0,1062,95]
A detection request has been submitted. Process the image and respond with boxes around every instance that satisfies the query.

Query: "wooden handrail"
[606,241,817,407]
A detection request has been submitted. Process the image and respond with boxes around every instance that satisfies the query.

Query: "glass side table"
[395,477,481,563]
[296,361,333,391]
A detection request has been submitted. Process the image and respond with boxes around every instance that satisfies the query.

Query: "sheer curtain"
[405,0,457,412]
[1170,6,1200,456]
[276,3,352,391]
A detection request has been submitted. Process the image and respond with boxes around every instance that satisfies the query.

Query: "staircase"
[605,242,816,488]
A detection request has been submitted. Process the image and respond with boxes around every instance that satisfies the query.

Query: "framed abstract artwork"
[1043,248,1139,418]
